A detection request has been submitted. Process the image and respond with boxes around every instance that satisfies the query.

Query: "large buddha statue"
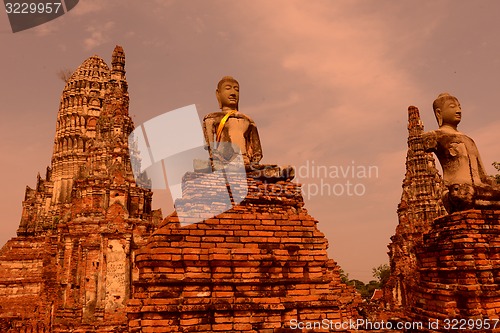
[203,76,263,167]
[199,76,293,181]
[423,93,500,212]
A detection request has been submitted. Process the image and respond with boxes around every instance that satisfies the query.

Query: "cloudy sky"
[1,0,499,282]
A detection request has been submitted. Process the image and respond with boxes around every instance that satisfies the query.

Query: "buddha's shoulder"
[434,129,472,141]
[203,112,225,121]
[424,129,476,147]
[422,130,438,138]
[203,111,254,122]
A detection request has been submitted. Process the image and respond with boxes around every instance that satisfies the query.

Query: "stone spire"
[3,46,160,331]
[17,45,149,236]
[88,45,132,175]
[72,46,152,219]
[385,106,446,311]
[51,55,110,204]
[111,45,126,81]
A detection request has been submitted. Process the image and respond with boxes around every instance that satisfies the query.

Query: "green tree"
[340,265,391,299]
[350,280,369,297]
[365,280,380,298]
[493,162,500,184]
[372,264,390,288]
[349,280,380,299]
[339,268,351,285]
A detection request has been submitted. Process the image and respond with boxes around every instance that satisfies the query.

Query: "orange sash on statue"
[215,110,236,142]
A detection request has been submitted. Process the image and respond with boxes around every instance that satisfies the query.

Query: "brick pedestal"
[409,210,500,332]
[127,173,360,332]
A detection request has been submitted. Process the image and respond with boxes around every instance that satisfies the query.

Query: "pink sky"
[1,0,499,282]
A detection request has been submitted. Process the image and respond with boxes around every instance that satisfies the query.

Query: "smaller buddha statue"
[423,93,500,212]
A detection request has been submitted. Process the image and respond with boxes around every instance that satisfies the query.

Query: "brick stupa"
[0,47,160,332]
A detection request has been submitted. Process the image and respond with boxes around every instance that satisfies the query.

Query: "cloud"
[71,0,107,16]
[32,20,59,36]
[153,0,175,7]
[205,1,446,280]
[83,21,115,51]
[223,1,421,141]
[269,4,416,106]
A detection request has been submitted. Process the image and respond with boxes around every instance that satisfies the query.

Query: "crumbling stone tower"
[386,106,446,311]
[0,46,160,333]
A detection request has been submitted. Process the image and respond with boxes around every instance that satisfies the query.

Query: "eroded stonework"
[0,46,160,332]
[409,210,500,330]
[128,173,361,332]
[386,106,446,312]
[0,49,361,333]
[388,104,500,332]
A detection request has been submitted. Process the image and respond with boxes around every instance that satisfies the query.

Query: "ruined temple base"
[127,174,361,332]
[409,210,500,332]
[0,236,55,333]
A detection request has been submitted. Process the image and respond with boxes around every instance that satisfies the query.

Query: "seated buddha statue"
[199,76,294,181]
[422,93,500,212]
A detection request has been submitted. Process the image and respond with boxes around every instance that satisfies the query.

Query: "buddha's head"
[216,76,239,111]
[433,93,462,128]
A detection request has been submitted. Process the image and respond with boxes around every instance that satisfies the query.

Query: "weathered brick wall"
[409,210,500,331]
[128,175,361,332]
[0,236,57,332]
[0,211,159,333]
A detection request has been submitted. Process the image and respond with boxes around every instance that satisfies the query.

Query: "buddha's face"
[438,98,461,127]
[217,81,239,110]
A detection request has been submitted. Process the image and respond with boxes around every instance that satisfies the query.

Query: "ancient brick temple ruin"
[388,106,500,331]
[409,210,500,327]
[128,173,360,332]
[386,106,446,311]
[0,47,361,332]
[0,46,161,332]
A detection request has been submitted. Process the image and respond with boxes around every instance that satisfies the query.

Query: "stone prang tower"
[0,46,160,333]
[385,106,446,312]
